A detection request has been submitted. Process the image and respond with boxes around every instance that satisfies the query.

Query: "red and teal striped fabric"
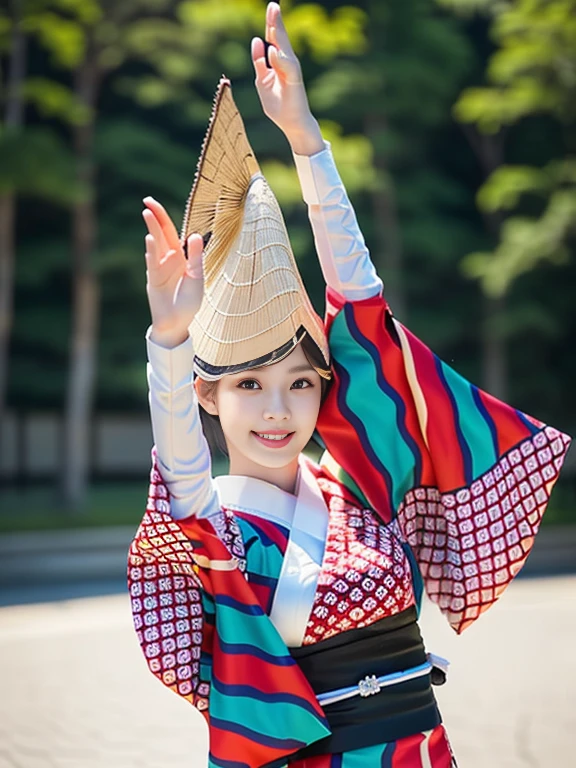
[129,460,458,768]
[234,512,290,615]
[129,478,330,768]
[317,289,571,632]
[289,724,455,767]
[129,289,571,765]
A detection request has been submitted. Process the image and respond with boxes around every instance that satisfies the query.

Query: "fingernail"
[143,196,156,205]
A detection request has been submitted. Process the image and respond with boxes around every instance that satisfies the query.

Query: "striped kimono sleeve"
[317,289,571,633]
[128,452,330,768]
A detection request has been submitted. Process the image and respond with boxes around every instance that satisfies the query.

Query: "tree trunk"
[481,294,507,400]
[0,8,27,469]
[0,195,16,447]
[61,47,100,510]
[461,126,508,399]
[364,113,406,320]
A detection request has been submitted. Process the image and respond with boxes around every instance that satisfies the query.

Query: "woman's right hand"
[251,3,323,155]
[143,196,204,349]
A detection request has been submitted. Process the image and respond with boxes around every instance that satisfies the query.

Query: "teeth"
[256,433,290,441]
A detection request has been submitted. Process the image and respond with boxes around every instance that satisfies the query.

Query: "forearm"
[287,128,383,301]
[146,328,220,520]
[286,116,324,157]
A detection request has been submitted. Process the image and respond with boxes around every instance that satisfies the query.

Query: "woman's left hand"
[251,2,318,143]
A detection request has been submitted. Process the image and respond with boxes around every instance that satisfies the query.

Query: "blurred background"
[1,0,575,527]
[0,2,575,766]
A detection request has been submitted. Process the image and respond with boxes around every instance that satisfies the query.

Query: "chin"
[250,449,301,469]
[249,435,310,469]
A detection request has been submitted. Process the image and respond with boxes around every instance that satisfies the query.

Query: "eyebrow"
[287,364,315,374]
[244,363,315,375]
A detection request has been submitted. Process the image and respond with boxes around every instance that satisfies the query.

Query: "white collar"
[214,471,297,528]
[214,455,327,540]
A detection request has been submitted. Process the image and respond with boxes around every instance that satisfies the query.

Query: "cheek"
[296,391,322,426]
[216,391,251,435]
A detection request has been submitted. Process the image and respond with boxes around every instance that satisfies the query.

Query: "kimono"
[128,143,571,768]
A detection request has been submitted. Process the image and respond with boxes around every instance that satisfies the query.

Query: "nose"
[262,389,291,422]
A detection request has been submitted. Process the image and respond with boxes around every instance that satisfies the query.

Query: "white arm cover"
[293,141,383,301]
[146,327,220,520]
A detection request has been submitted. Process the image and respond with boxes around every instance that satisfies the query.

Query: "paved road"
[0,576,574,768]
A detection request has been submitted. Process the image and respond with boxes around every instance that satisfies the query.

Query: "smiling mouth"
[251,431,295,448]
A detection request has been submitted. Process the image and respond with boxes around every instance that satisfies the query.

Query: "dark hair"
[197,333,331,459]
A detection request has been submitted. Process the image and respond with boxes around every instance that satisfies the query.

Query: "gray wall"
[1,412,153,481]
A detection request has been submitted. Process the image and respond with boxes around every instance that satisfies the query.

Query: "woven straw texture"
[182,77,329,374]
[181,77,260,287]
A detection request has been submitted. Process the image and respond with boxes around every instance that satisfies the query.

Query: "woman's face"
[196,343,323,476]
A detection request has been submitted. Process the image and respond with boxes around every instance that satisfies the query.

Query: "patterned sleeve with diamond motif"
[317,288,572,634]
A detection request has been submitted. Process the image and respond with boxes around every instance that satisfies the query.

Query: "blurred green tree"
[0,0,81,463]
[457,0,576,295]
[36,0,156,509]
[26,0,373,507]
[441,0,576,397]
[307,0,474,321]
[10,0,573,501]
[92,0,375,357]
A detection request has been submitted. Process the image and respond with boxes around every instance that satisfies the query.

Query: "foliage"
[0,1,91,198]
[0,125,79,199]
[450,0,576,296]
[263,120,377,208]
[4,0,576,496]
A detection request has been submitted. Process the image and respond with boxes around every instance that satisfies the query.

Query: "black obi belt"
[288,606,441,758]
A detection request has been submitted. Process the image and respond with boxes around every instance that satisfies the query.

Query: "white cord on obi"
[316,653,450,707]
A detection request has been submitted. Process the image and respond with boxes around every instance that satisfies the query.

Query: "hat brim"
[193,326,308,380]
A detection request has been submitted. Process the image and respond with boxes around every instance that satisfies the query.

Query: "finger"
[267,3,295,57]
[148,249,181,289]
[146,235,176,274]
[145,235,173,288]
[160,249,178,268]
[252,36,265,61]
[268,46,299,82]
[268,46,284,76]
[265,2,275,41]
[144,200,180,254]
[251,37,270,82]
[185,233,204,279]
[187,233,203,260]
[143,196,181,252]
[143,209,169,255]
[145,234,158,267]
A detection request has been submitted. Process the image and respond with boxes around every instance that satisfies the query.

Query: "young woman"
[129,4,570,767]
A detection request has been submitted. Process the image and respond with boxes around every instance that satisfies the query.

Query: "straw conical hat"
[182,77,330,380]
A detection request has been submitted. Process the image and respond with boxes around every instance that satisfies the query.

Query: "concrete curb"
[0,526,137,586]
[0,524,575,588]
[517,525,576,575]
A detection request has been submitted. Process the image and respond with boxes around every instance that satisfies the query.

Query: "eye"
[291,378,313,390]
[237,379,261,390]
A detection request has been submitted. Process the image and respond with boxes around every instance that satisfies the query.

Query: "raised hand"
[143,197,204,349]
[251,2,323,155]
